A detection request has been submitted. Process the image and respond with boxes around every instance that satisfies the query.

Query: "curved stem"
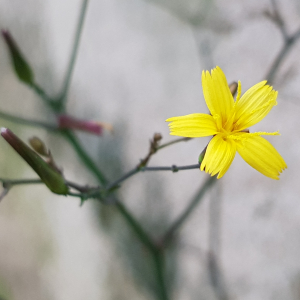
[59,0,89,109]
[162,176,216,246]
[153,250,169,300]
[115,200,156,252]
[157,137,191,151]
[61,130,108,185]
[0,110,57,130]
[266,29,300,84]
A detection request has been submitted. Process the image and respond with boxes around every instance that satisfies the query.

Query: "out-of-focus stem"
[0,110,57,130]
[61,130,108,185]
[157,137,191,151]
[0,178,42,186]
[59,0,89,110]
[153,250,169,300]
[162,176,216,246]
[266,29,300,84]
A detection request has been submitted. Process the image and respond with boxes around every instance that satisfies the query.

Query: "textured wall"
[0,0,299,299]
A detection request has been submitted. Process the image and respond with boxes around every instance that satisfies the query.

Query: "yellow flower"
[166,66,287,179]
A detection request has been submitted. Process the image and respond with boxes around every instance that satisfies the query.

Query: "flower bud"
[1,128,68,195]
[1,30,34,85]
[58,114,110,135]
[229,82,238,96]
[29,136,49,156]
[198,146,207,164]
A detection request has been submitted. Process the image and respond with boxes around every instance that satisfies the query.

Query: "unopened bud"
[229,82,238,96]
[198,146,207,164]
[1,128,68,195]
[58,115,109,136]
[29,136,49,156]
[153,133,162,142]
[2,30,34,85]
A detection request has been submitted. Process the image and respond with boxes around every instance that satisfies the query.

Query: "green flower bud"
[1,128,68,195]
[2,30,34,85]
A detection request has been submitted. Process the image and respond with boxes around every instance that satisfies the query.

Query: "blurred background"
[0,0,299,299]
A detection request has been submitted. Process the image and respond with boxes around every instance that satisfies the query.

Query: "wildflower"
[166,66,286,179]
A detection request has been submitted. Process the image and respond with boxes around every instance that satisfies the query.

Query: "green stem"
[115,200,157,253]
[153,250,169,300]
[61,130,108,185]
[59,0,89,110]
[266,28,300,84]
[157,137,191,151]
[0,178,42,186]
[0,110,57,130]
[162,176,216,246]
[116,200,168,299]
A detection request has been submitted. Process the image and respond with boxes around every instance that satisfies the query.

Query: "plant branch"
[161,176,216,246]
[0,110,57,130]
[59,0,89,109]
[157,137,191,151]
[115,200,157,252]
[266,28,300,84]
[141,164,200,172]
[61,130,108,185]
[0,178,43,202]
[265,0,300,83]
[153,250,169,300]
[0,178,43,186]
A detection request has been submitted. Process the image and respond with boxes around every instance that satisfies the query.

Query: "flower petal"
[202,66,234,124]
[200,134,236,179]
[234,81,278,131]
[166,113,218,137]
[237,135,286,180]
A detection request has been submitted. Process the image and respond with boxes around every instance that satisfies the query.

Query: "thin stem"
[106,164,200,191]
[157,137,191,151]
[269,0,288,39]
[0,188,9,202]
[106,167,140,190]
[117,199,169,299]
[141,164,200,172]
[31,83,56,107]
[61,130,108,185]
[0,110,57,131]
[153,250,169,300]
[208,182,229,300]
[162,176,216,246]
[266,28,300,84]
[115,200,157,253]
[0,178,42,186]
[0,178,43,202]
[59,0,89,109]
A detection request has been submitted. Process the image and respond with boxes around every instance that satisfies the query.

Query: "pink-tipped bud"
[57,115,111,135]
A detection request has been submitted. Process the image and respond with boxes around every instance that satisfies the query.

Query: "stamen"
[250,98,277,115]
[235,80,242,104]
[246,131,280,137]
[213,114,222,131]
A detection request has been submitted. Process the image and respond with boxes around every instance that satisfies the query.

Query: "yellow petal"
[202,66,234,125]
[166,113,218,137]
[236,135,286,179]
[200,134,236,179]
[234,81,278,131]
